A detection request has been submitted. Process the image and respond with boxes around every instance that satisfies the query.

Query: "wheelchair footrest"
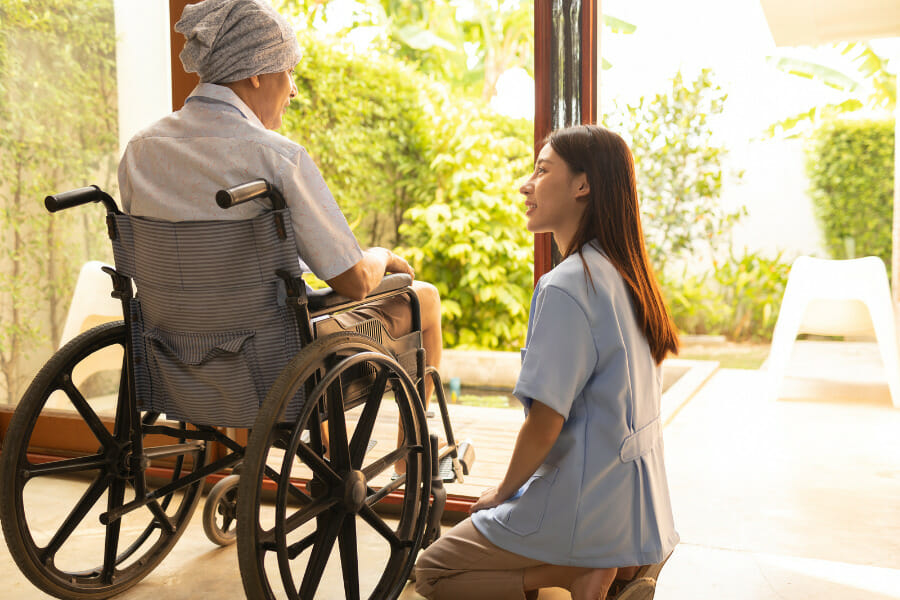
[437,440,475,483]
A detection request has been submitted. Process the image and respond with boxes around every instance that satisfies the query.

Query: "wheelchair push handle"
[45,185,119,214]
[216,179,286,210]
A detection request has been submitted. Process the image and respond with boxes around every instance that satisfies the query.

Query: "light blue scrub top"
[472,242,679,568]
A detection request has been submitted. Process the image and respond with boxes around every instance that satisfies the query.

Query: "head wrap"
[175,0,302,84]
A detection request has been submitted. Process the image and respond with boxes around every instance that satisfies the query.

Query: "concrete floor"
[3,341,900,599]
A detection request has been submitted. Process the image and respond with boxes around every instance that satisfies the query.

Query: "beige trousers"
[414,518,547,600]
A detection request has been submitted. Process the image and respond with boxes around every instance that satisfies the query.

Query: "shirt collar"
[186,83,267,130]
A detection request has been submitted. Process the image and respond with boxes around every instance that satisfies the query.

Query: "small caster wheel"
[203,474,240,546]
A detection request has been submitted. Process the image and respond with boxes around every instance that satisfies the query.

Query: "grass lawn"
[678,342,771,370]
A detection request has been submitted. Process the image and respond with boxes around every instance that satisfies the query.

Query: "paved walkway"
[3,342,900,598]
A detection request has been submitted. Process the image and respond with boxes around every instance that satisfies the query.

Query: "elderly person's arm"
[327,248,414,300]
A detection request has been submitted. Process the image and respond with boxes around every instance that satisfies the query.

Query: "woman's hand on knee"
[469,486,509,513]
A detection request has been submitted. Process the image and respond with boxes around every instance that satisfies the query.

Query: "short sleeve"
[279,148,363,280]
[513,285,598,420]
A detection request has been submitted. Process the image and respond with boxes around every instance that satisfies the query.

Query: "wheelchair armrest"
[308,273,413,312]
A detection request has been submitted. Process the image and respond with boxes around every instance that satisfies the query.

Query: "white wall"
[725,138,828,261]
[113,1,173,157]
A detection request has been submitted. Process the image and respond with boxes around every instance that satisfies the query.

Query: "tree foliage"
[606,69,744,271]
[0,0,117,402]
[281,34,533,349]
[399,91,533,349]
[283,33,431,247]
[767,42,896,138]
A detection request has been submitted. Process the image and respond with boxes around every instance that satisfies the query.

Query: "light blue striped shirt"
[118,83,362,281]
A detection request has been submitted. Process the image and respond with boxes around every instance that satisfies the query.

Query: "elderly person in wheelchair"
[119,0,442,412]
[0,2,471,599]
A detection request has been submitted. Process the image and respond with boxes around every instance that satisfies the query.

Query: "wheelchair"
[0,180,475,599]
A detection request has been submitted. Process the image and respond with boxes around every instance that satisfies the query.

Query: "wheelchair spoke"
[263,464,312,505]
[326,379,351,472]
[295,441,342,487]
[26,453,108,478]
[282,495,340,536]
[348,369,388,469]
[361,446,409,481]
[359,504,403,548]
[221,515,234,533]
[285,531,316,559]
[338,516,360,600]
[101,478,127,583]
[297,512,343,599]
[40,474,110,562]
[145,498,176,535]
[61,378,116,448]
[261,494,340,551]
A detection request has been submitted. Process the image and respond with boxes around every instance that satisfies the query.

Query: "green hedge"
[807,118,895,268]
[282,34,534,350]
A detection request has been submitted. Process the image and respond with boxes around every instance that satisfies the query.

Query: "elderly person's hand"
[386,251,414,278]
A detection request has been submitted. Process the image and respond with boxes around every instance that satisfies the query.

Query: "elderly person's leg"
[415,519,544,600]
[345,279,442,403]
[411,280,442,405]
[336,281,443,474]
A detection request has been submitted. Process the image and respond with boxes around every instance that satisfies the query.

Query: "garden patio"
[3,0,900,598]
[2,338,899,599]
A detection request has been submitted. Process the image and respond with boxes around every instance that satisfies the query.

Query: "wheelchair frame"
[0,181,471,600]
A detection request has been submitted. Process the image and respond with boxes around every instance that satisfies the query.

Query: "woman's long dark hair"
[548,124,678,364]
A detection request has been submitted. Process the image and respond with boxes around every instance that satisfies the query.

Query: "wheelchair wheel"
[0,321,208,599]
[203,474,240,546]
[237,333,432,600]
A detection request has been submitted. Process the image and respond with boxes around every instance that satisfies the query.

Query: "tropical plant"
[661,249,792,341]
[767,42,896,137]
[279,0,634,102]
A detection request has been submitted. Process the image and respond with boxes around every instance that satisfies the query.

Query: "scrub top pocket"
[492,463,559,536]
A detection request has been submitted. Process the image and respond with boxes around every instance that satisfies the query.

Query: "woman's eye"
[536,167,546,174]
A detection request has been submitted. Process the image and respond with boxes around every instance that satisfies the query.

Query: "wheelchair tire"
[237,332,432,600]
[0,321,208,599]
[203,474,240,546]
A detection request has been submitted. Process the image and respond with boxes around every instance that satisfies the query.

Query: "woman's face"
[254,68,297,130]
[519,143,589,247]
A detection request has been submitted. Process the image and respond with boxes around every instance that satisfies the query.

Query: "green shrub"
[399,89,534,350]
[806,118,894,268]
[662,249,792,342]
[282,35,534,350]
[284,34,432,248]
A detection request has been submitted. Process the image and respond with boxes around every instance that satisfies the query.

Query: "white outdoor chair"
[48,261,122,410]
[766,256,900,408]
[58,260,121,348]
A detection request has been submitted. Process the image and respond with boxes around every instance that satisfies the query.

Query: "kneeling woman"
[415,124,680,600]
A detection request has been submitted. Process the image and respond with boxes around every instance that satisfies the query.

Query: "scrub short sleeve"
[513,285,597,420]
[279,148,363,280]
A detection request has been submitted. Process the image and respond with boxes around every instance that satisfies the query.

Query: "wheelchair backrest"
[109,209,304,428]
